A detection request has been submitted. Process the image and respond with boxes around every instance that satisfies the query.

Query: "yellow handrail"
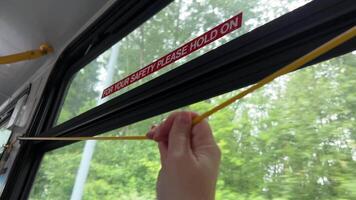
[0,43,53,64]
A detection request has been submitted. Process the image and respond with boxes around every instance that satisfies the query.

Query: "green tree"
[29,1,355,199]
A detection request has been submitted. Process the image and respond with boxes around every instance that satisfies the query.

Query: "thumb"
[167,112,193,157]
[192,119,220,158]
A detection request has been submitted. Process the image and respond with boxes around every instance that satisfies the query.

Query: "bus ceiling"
[0,0,113,107]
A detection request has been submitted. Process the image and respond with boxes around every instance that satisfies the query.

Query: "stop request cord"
[18,26,356,142]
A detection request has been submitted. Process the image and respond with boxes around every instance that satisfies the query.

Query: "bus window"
[0,119,11,193]
[56,0,311,125]
[0,121,11,158]
[30,52,356,199]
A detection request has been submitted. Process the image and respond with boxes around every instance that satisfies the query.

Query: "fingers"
[191,119,215,148]
[146,125,157,139]
[148,111,219,162]
[158,141,168,167]
[192,119,221,159]
[146,112,188,167]
[167,112,193,157]
[151,112,180,142]
[148,112,198,142]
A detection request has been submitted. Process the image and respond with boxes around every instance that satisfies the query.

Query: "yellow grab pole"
[0,43,53,64]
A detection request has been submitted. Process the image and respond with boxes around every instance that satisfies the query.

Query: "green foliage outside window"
[29,0,355,199]
[56,0,311,124]
[30,53,356,199]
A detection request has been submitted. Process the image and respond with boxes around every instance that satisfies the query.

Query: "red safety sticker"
[102,12,243,98]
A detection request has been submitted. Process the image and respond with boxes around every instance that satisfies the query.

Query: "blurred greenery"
[30,0,355,199]
[0,122,11,157]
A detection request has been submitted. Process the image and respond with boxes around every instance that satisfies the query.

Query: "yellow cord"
[0,43,53,64]
[193,26,356,124]
[18,26,355,142]
[18,136,147,141]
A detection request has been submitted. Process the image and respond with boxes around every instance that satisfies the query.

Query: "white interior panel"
[0,0,111,105]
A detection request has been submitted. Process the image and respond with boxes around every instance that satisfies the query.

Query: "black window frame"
[2,0,355,199]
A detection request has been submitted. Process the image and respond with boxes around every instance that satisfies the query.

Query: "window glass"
[0,121,11,157]
[56,0,311,125]
[30,53,356,199]
[0,120,12,194]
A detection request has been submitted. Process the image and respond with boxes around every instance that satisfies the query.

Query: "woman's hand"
[147,111,221,200]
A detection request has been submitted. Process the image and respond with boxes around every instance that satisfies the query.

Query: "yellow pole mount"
[0,43,53,64]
